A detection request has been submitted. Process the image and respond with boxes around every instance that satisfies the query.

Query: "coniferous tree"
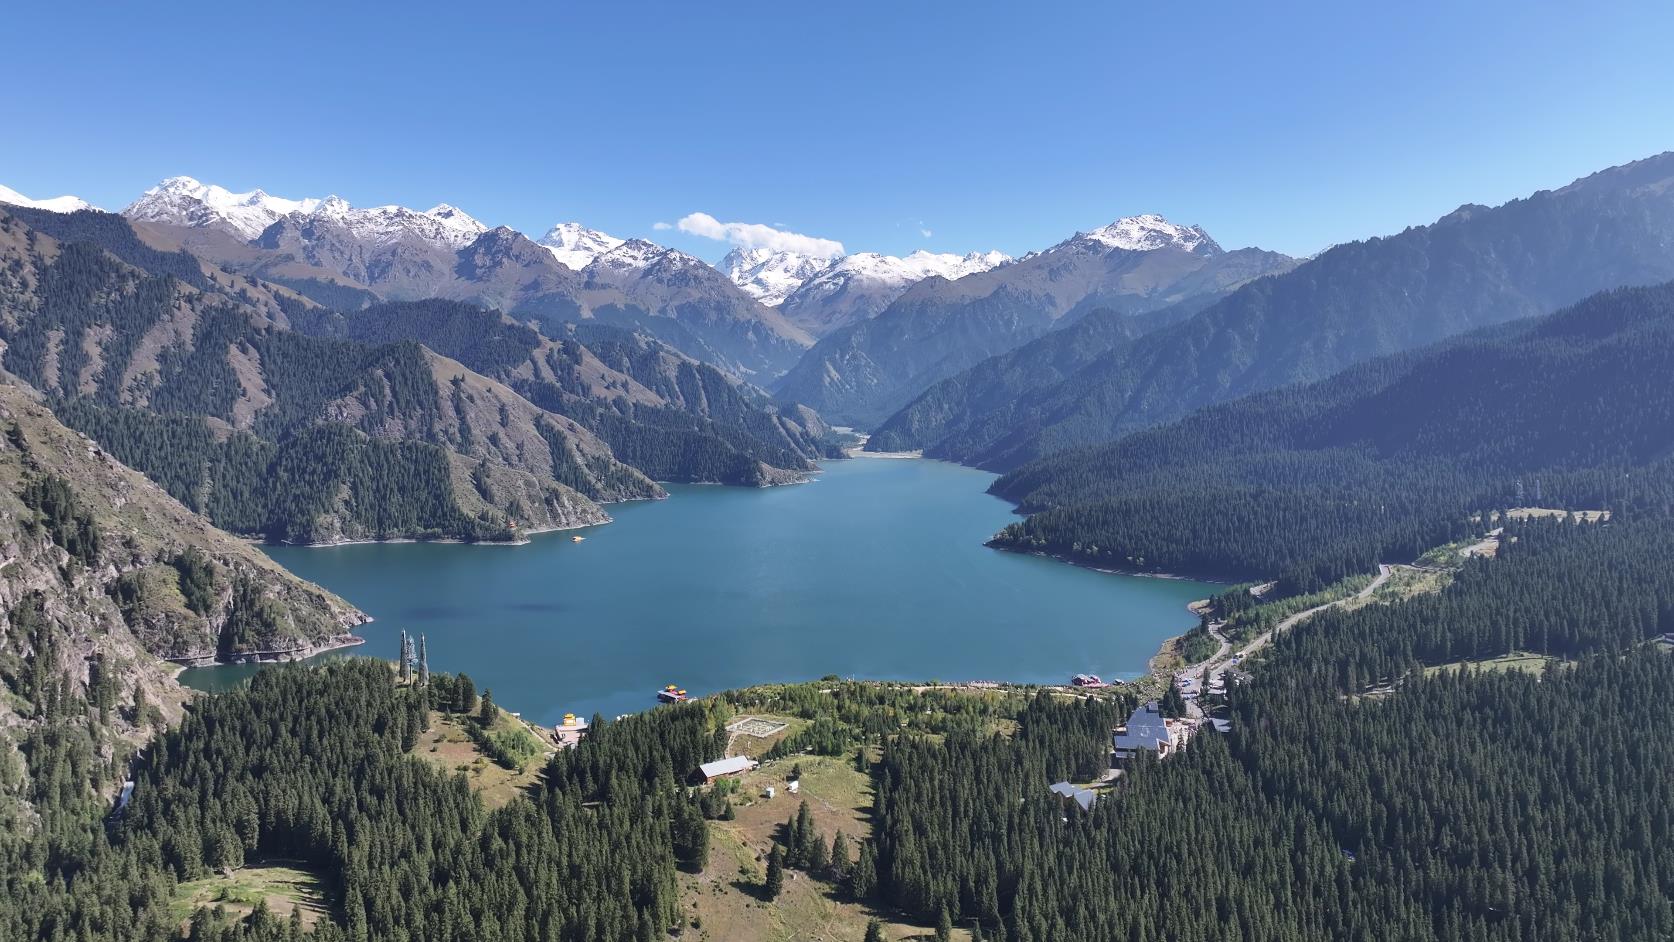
[830,831,852,879]
[764,845,785,901]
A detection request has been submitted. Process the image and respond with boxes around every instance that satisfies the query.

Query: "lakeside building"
[698,755,758,784]
[1113,701,1187,763]
[554,713,589,749]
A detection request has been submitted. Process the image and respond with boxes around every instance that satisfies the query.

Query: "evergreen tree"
[850,842,878,900]
[764,845,785,901]
[830,831,852,879]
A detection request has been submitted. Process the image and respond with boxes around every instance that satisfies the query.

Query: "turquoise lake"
[181,457,1217,723]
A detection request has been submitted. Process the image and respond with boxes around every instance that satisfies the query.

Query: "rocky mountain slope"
[774,215,1295,427]
[875,152,1674,469]
[0,206,659,543]
[292,299,840,485]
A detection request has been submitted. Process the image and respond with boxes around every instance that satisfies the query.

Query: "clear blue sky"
[3,0,1671,262]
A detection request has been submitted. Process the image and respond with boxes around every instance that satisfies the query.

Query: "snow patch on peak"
[0,184,97,214]
[723,247,837,306]
[537,222,625,271]
[1075,214,1219,255]
[123,177,325,239]
[122,177,490,249]
[591,238,669,274]
[808,248,1012,289]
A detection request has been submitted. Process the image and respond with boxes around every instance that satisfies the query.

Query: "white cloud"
[676,212,844,257]
[652,221,673,231]
[920,227,933,238]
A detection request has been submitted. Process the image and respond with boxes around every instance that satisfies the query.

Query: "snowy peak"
[121,177,488,249]
[123,176,323,239]
[799,248,1012,294]
[1073,214,1220,256]
[0,184,96,214]
[897,249,1013,281]
[319,201,488,249]
[537,222,625,271]
[774,247,1013,334]
[589,238,671,276]
[722,247,837,306]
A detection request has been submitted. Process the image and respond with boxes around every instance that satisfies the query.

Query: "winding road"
[1187,564,1393,688]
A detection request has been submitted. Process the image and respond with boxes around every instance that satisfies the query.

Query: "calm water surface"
[181,458,1216,722]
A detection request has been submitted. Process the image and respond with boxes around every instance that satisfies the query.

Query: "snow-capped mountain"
[1069,214,1219,255]
[304,195,488,249]
[775,215,1296,426]
[0,184,97,213]
[586,238,677,278]
[721,248,838,307]
[124,176,488,250]
[538,222,625,270]
[123,176,324,240]
[776,249,1011,335]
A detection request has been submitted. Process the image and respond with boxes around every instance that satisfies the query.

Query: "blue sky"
[3,0,1671,262]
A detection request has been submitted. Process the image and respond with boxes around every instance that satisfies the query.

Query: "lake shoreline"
[986,543,1235,586]
[170,634,369,676]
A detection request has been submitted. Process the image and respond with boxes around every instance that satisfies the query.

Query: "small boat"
[657,684,689,703]
[571,535,586,543]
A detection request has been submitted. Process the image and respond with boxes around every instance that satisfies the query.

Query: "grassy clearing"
[411,710,549,809]
[1424,652,1566,678]
[682,752,969,942]
[170,861,329,929]
[1505,507,1610,523]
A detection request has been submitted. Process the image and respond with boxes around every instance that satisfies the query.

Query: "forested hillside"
[0,209,661,542]
[866,516,1674,940]
[293,299,841,486]
[873,151,1674,468]
[0,378,365,897]
[989,281,1674,591]
[1,659,726,941]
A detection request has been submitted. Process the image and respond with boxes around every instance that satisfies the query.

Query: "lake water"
[181,457,1216,722]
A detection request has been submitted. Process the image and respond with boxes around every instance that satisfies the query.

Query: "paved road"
[1193,564,1393,690]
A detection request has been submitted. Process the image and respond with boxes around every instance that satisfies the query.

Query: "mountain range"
[988,278,1674,589]
[116,177,809,378]
[723,246,1014,334]
[774,215,1298,427]
[870,151,1674,468]
[0,204,840,546]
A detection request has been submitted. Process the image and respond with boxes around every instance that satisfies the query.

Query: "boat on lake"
[657,684,688,703]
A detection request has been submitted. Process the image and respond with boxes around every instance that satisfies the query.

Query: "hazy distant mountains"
[774,215,1297,427]
[872,152,1674,468]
